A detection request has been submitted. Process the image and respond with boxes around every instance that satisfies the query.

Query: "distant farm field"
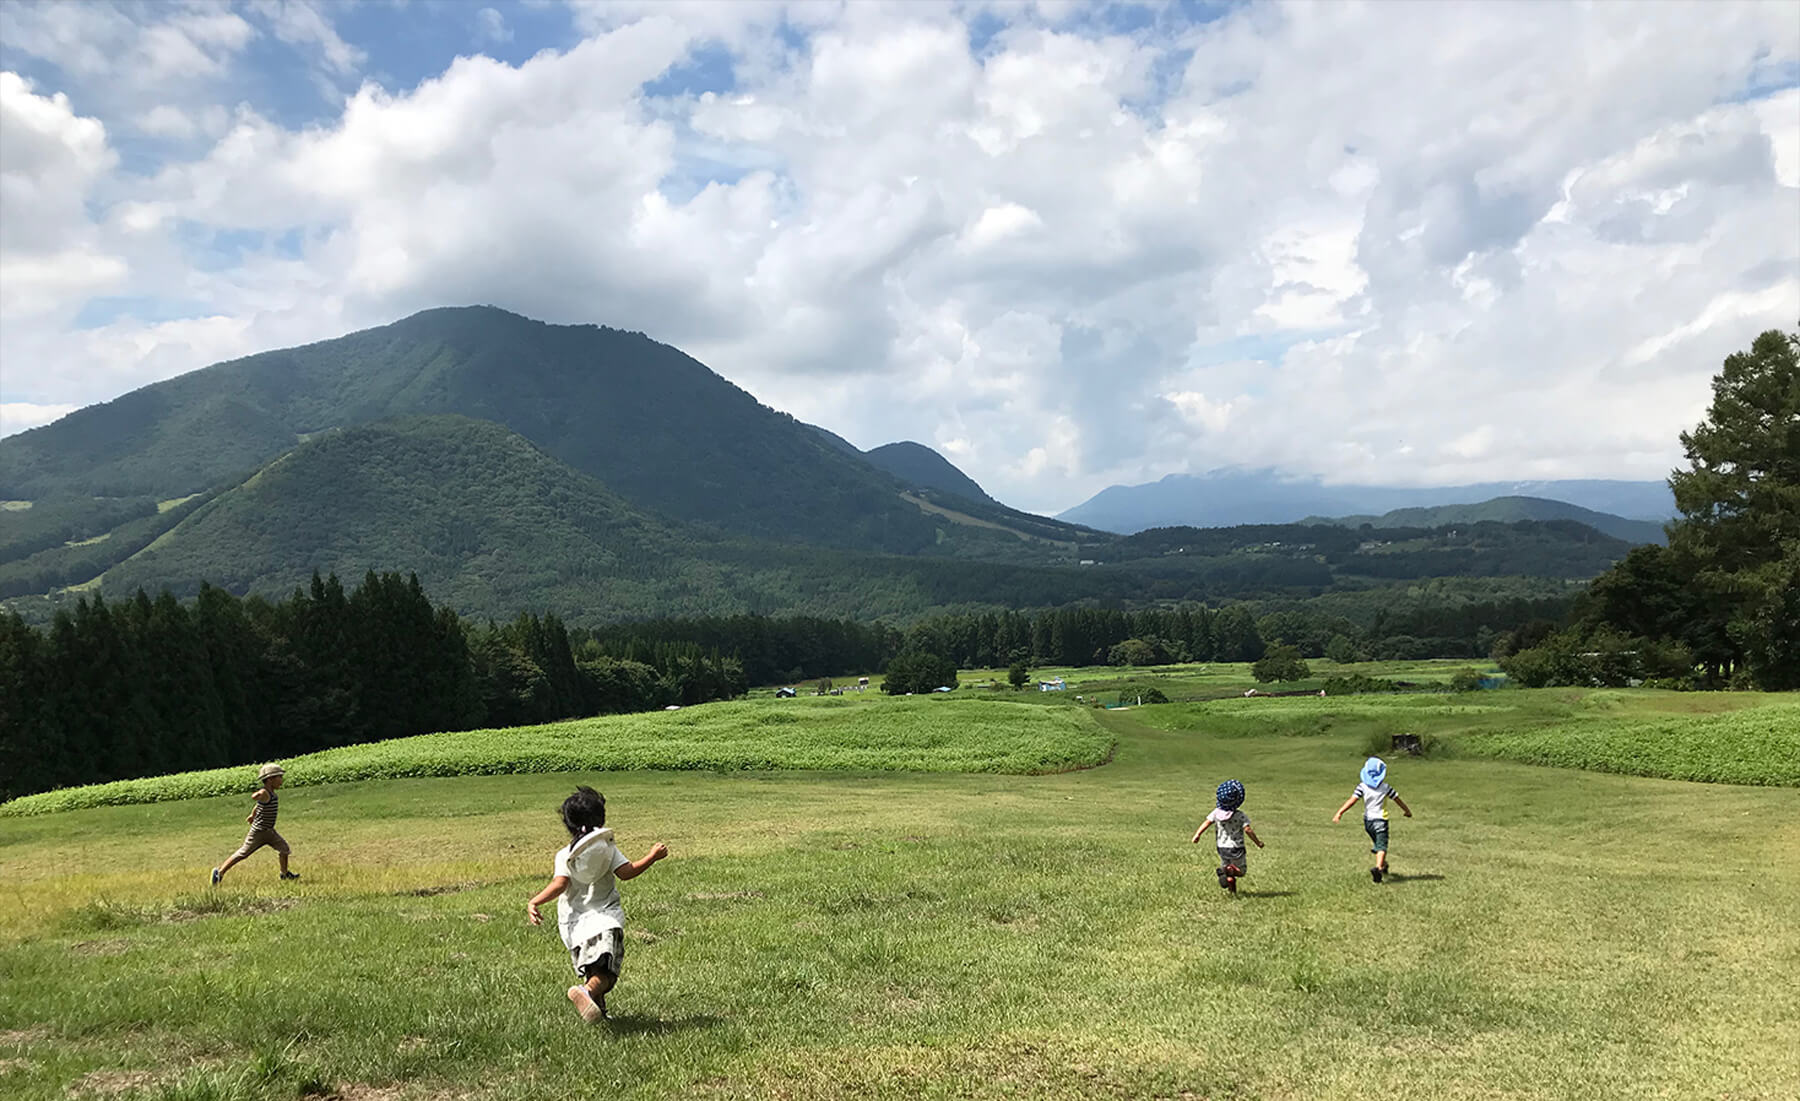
[2,685,1796,1100]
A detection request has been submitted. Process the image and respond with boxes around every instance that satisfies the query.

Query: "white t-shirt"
[553,828,631,949]
[1353,781,1400,821]
[1207,807,1250,850]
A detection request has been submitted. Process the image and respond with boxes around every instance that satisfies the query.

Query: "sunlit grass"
[3,690,1797,1099]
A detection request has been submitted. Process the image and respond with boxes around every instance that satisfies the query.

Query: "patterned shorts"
[568,926,625,979]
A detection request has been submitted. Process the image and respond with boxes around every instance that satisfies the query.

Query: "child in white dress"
[527,786,668,1022]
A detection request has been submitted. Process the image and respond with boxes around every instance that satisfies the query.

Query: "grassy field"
[2,687,1798,1099]
[0,698,1111,816]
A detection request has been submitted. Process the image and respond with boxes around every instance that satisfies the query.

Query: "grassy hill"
[2,686,1795,1099]
[65,415,1167,622]
[1313,495,1668,545]
[863,441,998,505]
[0,307,947,554]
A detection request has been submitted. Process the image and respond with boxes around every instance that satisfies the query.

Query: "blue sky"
[1,0,1795,511]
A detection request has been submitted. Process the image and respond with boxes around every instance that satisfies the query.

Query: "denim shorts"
[1363,818,1389,853]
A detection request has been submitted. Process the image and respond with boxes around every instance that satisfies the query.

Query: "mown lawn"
[2,691,1797,1099]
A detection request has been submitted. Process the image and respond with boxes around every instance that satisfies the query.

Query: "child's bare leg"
[216,852,248,879]
[585,972,616,1016]
[1376,851,1389,873]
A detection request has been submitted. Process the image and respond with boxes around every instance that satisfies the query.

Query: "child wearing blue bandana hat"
[1192,779,1264,894]
[1333,757,1412,882]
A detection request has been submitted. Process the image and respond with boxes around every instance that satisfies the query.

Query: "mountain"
[71,414,1155,622]
[3,416,1635,624]
[1058,469,1676,533]
[0,307,950,554]
[863,441,998,506]
[1312,496,1667,546]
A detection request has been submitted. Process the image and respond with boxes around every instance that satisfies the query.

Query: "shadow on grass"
[1238,889,1298,898]
[605,1013,724,1036]
[1383,873,1445,884]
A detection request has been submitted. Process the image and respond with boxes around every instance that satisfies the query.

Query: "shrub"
[1252,644,1311,683]
[1322,673,1402,696]
[1449,668,1483,692]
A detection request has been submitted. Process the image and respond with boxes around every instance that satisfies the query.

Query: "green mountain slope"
[1313,496,1667,545]
[864,441,997,505]
[81,416,1136,622]
[0,307,945,554]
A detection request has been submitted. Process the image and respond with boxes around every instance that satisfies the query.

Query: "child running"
[1192,779,1264,894]
[211,764,299,885]
[1333,756,1413,882]
[527,786,668,1023]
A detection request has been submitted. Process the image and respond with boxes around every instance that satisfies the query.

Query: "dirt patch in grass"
[61,895,298,933]
[0,1027,50,1047]
[397,882,484,898]
[0,1057,42,1074]
[684,891,764,902]
[69,939,133,956]
[65,1068,162,1095]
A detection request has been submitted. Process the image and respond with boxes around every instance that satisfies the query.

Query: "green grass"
[1129,688,1795,785]
[2,690,1797,1099]
[1454,699,1800,785]
[0,698,1113,817]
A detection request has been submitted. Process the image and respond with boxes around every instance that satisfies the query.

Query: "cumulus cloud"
[0,0,1795,514]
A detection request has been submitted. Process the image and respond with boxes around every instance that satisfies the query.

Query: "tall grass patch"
[1,698,1113,816]
[1456,701,1800,786]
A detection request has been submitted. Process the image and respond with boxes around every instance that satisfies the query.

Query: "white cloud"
[0,1,1795,516]
[0,402,77,436]
[475,7,513,45]
[249,0,364,77]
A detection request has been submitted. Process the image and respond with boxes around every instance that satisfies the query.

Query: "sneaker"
[1371,866,1383,883]
[210,868,222,886]
[280,871,301,881]
[567,985,604,1024]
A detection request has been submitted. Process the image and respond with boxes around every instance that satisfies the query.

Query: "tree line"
[1498,329,1798,690]
[0,571,747,801]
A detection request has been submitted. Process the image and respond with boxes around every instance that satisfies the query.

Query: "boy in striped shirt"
[211,764,300,885]
[1333,756,1412,882]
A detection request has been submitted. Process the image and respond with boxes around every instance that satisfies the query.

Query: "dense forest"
[0,572,746,801]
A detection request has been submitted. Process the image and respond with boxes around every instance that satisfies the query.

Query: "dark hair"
[561,786,606,839]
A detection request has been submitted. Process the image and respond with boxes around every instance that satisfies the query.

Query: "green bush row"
[0,697,1114,816]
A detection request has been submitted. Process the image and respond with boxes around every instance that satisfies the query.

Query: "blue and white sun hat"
[1360,756,1387,787]
[1216,779,1245,811]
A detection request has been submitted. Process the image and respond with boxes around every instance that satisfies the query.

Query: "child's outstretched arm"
[1191,820,1214,844]
[1391,795,1413,818]
[615,842,670,881]
[1244,825,1265,849]
[1331,796,1358,823]
[526,876,570,925]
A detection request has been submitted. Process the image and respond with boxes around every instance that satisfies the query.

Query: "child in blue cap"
[1333,756,1412,882]
[1192,779,1264,894]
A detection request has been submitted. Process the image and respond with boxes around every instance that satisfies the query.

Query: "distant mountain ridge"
[1059,468,1675,533]
[0,307,947,554]
[863,442,999,506]
[1310,496,1668,546]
